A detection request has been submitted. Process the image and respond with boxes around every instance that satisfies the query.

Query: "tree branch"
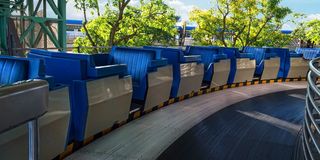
[82,1,98,53]
[233,25,246,47]
[247,16,272,46]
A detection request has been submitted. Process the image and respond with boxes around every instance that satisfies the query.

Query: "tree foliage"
[189,0,292,48]
[305,20,320,45]
[73,0,101,53]
[292,15,320,47]
[73,0,177,53]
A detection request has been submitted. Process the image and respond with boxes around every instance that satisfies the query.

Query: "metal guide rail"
[303,57,320,160]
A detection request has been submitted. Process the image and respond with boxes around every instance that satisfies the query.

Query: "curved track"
[158,89,305,160]
[67,82,306,160]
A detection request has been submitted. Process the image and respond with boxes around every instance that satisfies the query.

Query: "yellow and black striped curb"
[54,77,306,160]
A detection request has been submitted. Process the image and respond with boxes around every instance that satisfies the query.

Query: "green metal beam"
[27,0,34,47]
[19,21,35,43]
[39,22,61,49]
[47,0,62,18]
[0,0,9,54]
[58,0,66,51]
[0,15,8,54]
[0,0,67,54]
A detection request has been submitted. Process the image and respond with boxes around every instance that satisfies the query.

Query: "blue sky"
[66,0,320,30]
[163,0,320,30]
[173,0,320,14]
[281,0,320,14]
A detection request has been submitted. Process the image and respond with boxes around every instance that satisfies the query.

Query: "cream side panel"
[0,88,71,160]
[211,59,230,87]
[261,58,280,80]
[287,58,309,78]
[180,63,204,77]
[86,76,132,105]
[145,66,173,111]
[234,59,256,83]
[85,76,133,138]
[178,63,204,97]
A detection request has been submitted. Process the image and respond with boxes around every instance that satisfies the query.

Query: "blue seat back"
[265,48,289,78]
[0,56,45,85]
[186,46,222,62]
[29,50,127,86]
[143,47,181,97]
[186,46,229,83]
[144,46,201,97]
[220,47,237,84]
[31,50,109,67]
[28,50,87,84]
[143,47,183,65]
[0,58,28,85]
[110,47,155,83]
[109,47,159,100]
[186,46,232,84]
[295,48,320,60]
[243,47,267,76]
[29,50,129,142]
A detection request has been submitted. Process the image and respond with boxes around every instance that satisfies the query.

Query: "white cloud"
[281,23,295,30]
[305,13,320,21]
[65,0,198,21]
[165,0,196,21]
[66,1,90,20]
[65,0,147,20]
[282,13,320,30]
[130,0,141,6]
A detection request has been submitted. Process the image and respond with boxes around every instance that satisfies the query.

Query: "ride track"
[56,77,307,160]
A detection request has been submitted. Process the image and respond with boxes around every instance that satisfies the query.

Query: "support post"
[58,0,66,51]
[27,0,34,47]
[43,0,47,50]
[28,119,39,160]
[0,15,8,54]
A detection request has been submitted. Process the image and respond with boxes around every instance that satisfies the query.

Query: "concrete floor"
[66,82,307,160]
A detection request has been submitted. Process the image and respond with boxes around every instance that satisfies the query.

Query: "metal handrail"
[303,57,320,160]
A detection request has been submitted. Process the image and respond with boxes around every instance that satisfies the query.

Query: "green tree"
[305,20,320,45]
[73,0,177,53]
[74,0,101,52]
[292,17,320,47]
[189,0,292,48]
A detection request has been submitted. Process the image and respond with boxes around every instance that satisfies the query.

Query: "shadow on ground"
[158,89,306,160]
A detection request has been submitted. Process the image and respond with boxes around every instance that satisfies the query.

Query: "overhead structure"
[0,0,66,55]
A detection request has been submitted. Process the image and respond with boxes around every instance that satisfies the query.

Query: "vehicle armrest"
[237,53,255,60]
[87,64,127,78]
[290,53,303,58]
[265,52,278,59]
[149,58,168,68]
[213,54,228,62]
[181,55,202,63]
